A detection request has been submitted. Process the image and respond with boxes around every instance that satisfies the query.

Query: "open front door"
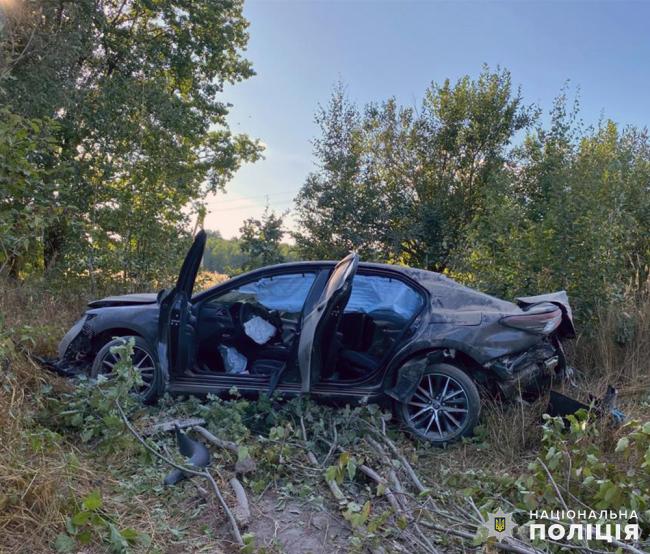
[157,230,206,386]
[297,252,359,392]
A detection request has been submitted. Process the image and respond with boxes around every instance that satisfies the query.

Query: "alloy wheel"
[406,372,470,440]
[98,344,156,394]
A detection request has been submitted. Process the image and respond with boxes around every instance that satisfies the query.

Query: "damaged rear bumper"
[485,338,566,399]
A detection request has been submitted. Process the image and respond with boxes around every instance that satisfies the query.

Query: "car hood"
[87,293,158,308]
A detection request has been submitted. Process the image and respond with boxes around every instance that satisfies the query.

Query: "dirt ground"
[249,495,351,553]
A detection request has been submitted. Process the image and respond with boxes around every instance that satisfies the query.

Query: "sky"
[205,0,650,239]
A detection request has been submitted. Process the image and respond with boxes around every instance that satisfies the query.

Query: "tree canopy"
[0,0,261,287]
[294,70,650,321]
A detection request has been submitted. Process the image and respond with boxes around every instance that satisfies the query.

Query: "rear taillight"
[500,305,562,335]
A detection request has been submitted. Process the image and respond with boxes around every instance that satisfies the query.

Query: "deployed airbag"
[238,273,316,313]
[345,274,423,320]
[243,315,276,345]
[219,345,248,374]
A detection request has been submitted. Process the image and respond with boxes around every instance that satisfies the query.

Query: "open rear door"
[297,252,359,392]
[157,230,206,386]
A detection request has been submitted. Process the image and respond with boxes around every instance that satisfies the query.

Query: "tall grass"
[0,280,95,551]
[0,338,90,551]
[571,277,650,405]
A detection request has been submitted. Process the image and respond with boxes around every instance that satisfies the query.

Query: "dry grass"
[0,344,89,552]
[0,279,86,550]
[0,278,232,552]
[1,282,111,550]
[572,277,650,387]
[475,396,547,466]
[0,278,91,354]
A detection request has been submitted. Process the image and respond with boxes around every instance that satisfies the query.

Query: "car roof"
[233,259,425,275]
[193,259,434,301]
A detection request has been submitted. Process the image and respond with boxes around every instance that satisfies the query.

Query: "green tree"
[294,83,387,260]
[203,231,247,274]
[0,0,262,287]
[295,72,650,323]
[0,110,60,277]
[461,93,650,318]
[294,68,536,270]
[239,205,287,270]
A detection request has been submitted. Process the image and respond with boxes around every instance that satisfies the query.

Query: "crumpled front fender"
[57,315,94,361]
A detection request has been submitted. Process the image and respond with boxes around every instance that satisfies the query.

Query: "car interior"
[192,270,424,384]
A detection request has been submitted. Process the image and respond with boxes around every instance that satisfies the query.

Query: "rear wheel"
[398,363,480,445]
[91,336,160,404]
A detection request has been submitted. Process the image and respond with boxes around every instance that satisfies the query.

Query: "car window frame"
[344,270,426,321]
[195,267,321,315]
[325,267,428,385]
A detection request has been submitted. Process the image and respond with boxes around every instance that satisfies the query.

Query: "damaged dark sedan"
[58,230,575,445]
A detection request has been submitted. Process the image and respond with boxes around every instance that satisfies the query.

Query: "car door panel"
[297,253,359,392]
[158,230,206,383]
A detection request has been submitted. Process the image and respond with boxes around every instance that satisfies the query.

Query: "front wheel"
[91,336,161,404]
[397,363,480,445]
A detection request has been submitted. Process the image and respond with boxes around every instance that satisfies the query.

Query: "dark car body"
[58,231,575,441]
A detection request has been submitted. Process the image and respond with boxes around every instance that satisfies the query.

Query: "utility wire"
[210,188,300,205]
[209,200,296,213]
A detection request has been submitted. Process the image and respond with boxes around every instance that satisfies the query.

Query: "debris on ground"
[163,429,211,486]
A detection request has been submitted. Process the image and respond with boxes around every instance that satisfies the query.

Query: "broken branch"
[300,415,347,507]
[229,477,251,527]
[144,417,206,436]
[194,425,238,453]
[376,431,428,494]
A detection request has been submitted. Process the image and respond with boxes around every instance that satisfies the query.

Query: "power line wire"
[209,188,300,205]
[209,200,296,213]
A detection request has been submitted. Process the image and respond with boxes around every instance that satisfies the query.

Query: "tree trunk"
[43,221,65,272]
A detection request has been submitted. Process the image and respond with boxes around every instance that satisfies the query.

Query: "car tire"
[91,336,160,404]
[397,362,480,445]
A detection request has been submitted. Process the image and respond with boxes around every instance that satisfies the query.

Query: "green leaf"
[346,457,357,480]
[82,490,102,511]
[71,510,91,526]
[80,428,94,443]
[108,523,128,552]
[237,446,250,463]
[325,465,338,483]
[615,437,630,452]
[54,533,76,553]
[77,529,93,544]
[241,531,256,553]
[120,527,139,542]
